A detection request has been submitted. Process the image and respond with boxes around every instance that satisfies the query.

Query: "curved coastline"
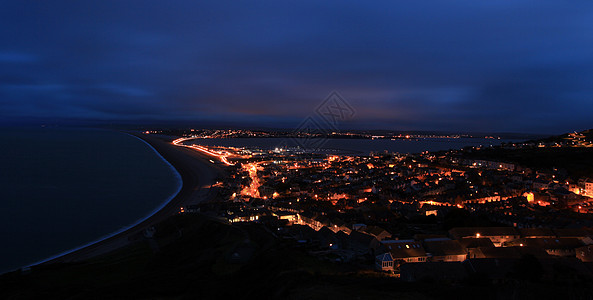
[25,132,226,270]
[22,133,184,269]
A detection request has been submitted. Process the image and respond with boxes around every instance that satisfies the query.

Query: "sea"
[0,127,181,274]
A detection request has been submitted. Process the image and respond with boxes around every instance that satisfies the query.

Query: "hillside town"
[172,130,593,282]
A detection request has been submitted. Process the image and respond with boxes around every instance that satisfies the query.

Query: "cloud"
[0,1,592,133]
[0,52,37,63]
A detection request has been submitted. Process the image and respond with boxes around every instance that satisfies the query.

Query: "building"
[518,228,556,239]
[348,230,382,255]
[382,240,429,267]
[361,225,391,241]
[400,262,467,282]
[472,245,551,260]
[578,178,593,196]
[533,179,550,191]
[553,228,593,242]
[576,245,593,262]
[458,238,495,259]
[272,210,298,224]
[449,227,520,247]
[507,238,584,257]
[423,239,467,262]
[375,252,394,271]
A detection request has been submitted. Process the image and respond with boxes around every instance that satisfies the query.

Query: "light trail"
[172,137,234,166]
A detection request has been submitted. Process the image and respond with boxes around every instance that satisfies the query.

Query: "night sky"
[1,1,592,133]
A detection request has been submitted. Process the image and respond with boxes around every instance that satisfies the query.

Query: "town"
[144,128,508,141]
[164,129,593,283]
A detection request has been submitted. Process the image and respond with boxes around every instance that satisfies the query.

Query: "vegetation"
[463,147,593,179]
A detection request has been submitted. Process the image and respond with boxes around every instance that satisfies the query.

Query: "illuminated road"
[241,163,262,198]
[172,137,234,166]
[173,137,266,199]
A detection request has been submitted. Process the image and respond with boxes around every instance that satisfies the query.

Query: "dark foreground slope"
[0,214,418,299]
[2,213,593,300]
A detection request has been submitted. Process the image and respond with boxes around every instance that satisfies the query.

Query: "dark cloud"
[1,1,592,133]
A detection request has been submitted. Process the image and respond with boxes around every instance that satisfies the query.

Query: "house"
[423,239,467,262]
[471,246,550,260]
[297,212,322,230]
[449,227,520,247]
[315,215,332,230]
[463,194,504,205]
[553,228,592,242]
[348,230,382,255]
[297,212,333,231]
[465,159,515,171]
[286,224,317,244]
[578,178,593,196]
[586,179,593,195]
[549,187,581,206]
[272,211,298,225]
[533,179,550,190]
[329,217,351,234]
[576,245,593,262]
[361,225,391,241]
[352,223,367,231]
[518,228,556,239]
[471,247,522,259]
[335,230,351,250]
[317,226,339,249]
[458,238,495,259]
[400,262,467,282]
[375,252,394,271]
[507,238,584,257]
[382,240,429,266]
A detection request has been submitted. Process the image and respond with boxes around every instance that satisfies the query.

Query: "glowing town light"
[172,137,234,166]
[525,192,535,203]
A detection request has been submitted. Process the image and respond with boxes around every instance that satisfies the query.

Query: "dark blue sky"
[1,1,592,133]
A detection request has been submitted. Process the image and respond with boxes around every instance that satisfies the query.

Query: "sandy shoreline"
[36,133,227,266]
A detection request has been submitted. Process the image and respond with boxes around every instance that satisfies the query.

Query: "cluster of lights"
[172,137,234,166]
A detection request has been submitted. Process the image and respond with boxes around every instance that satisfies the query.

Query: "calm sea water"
[187,137,518,154]
[0,128,181,273]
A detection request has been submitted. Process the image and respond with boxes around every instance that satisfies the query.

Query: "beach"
[40,133,226,265]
